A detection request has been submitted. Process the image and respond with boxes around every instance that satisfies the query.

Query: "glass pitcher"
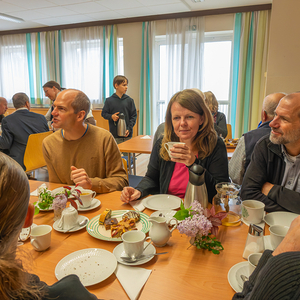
[213,182,241,226]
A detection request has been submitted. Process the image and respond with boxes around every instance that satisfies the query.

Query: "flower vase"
[54,207,63,221]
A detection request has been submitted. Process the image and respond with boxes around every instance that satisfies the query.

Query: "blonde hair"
[204,91,218,115]
[160,89,217,160]
[0,153,43,300]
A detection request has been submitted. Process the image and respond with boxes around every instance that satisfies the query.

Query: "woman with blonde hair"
[204,91,228,138]
[0,153,98,300]
[121,89,229,203]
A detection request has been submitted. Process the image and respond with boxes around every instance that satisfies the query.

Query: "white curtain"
[165,17,205,98]
[62,27,104,105]
[0,34,30,102]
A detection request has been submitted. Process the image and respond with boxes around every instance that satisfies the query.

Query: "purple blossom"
[177,214,212,238]
[190,201,204,215]
[52,194,68,210]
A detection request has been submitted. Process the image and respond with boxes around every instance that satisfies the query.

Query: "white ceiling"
[0,0,271,32]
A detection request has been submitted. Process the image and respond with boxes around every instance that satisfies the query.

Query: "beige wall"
[266,0,300,94]
[118,14,234,110]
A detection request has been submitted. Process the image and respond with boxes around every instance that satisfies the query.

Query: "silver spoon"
[240,274,249,282]
[63,219,88,233]
[120,252,168,263]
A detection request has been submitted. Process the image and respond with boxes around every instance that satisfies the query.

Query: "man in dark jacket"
[101,75,137,144]
[229,92,285,184]
[0,97,8,123]
[0,93,49,170]
[241,92,300,213]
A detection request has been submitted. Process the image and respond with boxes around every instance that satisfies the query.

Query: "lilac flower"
[177,214,212,238]
[52,194,68,210]
[190,201,204,215]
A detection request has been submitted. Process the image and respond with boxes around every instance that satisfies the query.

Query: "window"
[154,30,233,131]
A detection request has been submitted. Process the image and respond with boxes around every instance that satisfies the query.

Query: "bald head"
[262,92,286,122]
[0,97,8,115]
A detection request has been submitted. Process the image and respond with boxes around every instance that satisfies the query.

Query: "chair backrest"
[24,131,52,172]
[122,158,129,180]
[226,124,232,139]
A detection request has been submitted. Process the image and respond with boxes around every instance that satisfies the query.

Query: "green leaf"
[34,206,40,215]
[174,209,190,220]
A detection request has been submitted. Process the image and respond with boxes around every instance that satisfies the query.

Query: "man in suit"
[0,93,49,170]
[0,97,8,123]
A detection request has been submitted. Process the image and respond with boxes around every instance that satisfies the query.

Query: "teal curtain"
[139,22,152,135]
[230,10,270,138]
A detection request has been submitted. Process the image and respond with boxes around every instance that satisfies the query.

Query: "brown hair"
[43,80,63,91]
[204,91,218,115]
[71,90,90,120]
[113,75,128,88]
[160,89,217,160]
[0,153,44,299]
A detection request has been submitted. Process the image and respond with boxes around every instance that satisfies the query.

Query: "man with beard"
[241,92,300,214]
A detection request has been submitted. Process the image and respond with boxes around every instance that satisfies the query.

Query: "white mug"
[122,231,151,259]
[164,142,185,159]
[269,225,289,249]
[57,207,78,230]
[30,225,52,251]
[242,200,265,224]
[80,189,96,208]
[248,252,263,275]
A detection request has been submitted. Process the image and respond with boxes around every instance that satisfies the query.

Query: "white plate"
[55,248,117,286]
[150,210,177,225]
[76,199,101,211]
[113,242,156,266]
[53,215,89,233]
[87,210,151,242]
[241,217,265,230]
[143,195,181,210]
[228,261,248,293]
[51,186,83,198]
[235,263,251,289]
[18,223,37,242]
[264,211,298,227]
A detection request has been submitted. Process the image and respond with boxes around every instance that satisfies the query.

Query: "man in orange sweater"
[42,89,128,194]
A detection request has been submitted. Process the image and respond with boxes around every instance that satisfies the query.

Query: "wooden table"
[22,180,250,300]
[118,135,153,175]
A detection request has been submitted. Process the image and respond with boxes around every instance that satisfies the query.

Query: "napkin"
[30,183,47,196]
[141,135,151,139]
[130,200,145,212]
[115,264,152,300]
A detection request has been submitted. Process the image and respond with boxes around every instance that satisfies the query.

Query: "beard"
[270,128,300,145]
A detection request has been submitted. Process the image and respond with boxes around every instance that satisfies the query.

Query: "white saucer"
[53,215,89,233]
[228,261,248,293]
[76,199,101,211]
[113,242,156,266]
[235,263,250,289]
[241,217,265,229]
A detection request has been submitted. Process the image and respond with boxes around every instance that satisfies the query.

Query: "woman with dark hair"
[121,89,229,203]
[204,91,228,138]
[43,81,96,127]
[0,153,98,300]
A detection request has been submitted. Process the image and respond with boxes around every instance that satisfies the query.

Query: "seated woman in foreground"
[121,89,229,203]
[0,153,98,300]
[233,216,300,299]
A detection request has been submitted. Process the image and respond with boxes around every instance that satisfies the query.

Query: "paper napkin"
[141,135,151,139]
[115,264,152,300]
[130,200,145,212]
[30,183,47,196]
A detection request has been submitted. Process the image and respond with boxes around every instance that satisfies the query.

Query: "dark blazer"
[0,109,49,170]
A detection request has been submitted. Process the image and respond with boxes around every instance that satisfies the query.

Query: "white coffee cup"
[241,200,265,224]
[248,252,263,275]
[30,225,52,251]
[164,142,185,158]
[57,206,78,230]
[80,189,96,208]
[122,231,151,259]
[269,225,289,249]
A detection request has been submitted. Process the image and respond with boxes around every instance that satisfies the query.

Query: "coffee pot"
[184,164,208,209]
[117,113,126,137]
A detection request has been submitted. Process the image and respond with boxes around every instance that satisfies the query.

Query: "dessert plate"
[53,215,89,233]
[143,195,181,210]
[264,211,298,227]
[76,199,101,211]
[228,261,248,293]
[86,210,150,242]
[113,242,156,266]
[55,248,117,286]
